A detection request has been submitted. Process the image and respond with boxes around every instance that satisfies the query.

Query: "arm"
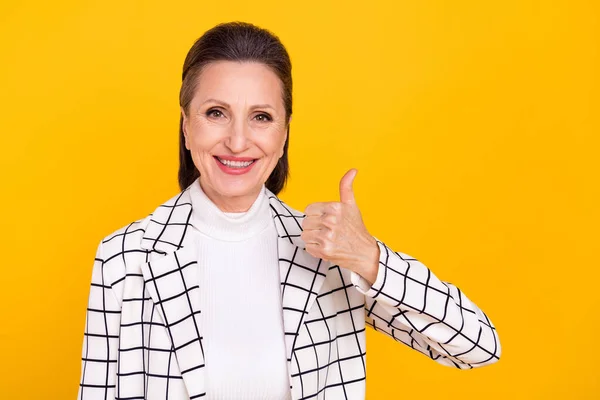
[77,240,121,399]
[351,238,501,369]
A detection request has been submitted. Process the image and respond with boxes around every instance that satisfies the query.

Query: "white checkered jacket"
[78,184,501,400]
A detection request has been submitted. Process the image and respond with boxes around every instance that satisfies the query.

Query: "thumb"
[339,168,358,205]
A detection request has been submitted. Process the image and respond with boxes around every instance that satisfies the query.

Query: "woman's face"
[181,61,289,212]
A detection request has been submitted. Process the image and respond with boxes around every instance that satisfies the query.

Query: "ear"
[278,139,285,159]
[180,106,190,150]
[279,123,290,159]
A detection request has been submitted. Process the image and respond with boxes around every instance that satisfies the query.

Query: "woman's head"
[178,21,293,209]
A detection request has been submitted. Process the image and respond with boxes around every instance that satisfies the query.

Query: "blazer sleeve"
[350,237,501,369]
[77,240,121,399]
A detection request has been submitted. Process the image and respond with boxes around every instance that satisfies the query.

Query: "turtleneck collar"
[188,177,272,242]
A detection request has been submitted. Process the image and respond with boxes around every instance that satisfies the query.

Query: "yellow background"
[1,0,598,398]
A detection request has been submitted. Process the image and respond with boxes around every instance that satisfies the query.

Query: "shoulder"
[265,189,305,225]
[265,188,305,217]
[100,215,151,260]
[96,187,193,282]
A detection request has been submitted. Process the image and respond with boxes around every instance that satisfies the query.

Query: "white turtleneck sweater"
[188,178,292,400]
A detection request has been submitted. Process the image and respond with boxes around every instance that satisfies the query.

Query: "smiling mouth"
[214,156,257,169]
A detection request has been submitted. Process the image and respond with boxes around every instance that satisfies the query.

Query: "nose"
[224,119,250,153]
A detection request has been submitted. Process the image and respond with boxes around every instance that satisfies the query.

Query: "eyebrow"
[202,98,276,111]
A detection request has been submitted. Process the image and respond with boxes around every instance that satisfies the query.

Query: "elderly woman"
[77,21,501,400]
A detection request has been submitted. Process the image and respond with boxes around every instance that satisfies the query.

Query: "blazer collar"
[138,183,329,399]
[139,183,308,253]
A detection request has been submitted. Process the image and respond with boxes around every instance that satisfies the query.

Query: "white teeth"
[217,157,255,168]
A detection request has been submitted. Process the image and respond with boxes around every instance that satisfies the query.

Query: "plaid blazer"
[78,184,501,400]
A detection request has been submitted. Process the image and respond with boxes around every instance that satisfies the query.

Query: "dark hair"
[178,21,293,194]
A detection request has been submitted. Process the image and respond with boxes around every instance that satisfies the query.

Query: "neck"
[198,178,262,213]
[189,177,271,241]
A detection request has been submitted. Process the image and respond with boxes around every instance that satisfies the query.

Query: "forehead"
[193,60,283,107]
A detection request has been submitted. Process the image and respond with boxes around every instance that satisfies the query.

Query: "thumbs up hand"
[301,169,380,285]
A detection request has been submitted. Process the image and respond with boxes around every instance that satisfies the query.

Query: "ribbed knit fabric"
[188,178,292,400]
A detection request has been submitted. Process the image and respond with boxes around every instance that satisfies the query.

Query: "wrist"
[355,236,379,286]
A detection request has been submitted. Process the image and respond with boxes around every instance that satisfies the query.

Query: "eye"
[206,108,224,118]
[255,113,272,122]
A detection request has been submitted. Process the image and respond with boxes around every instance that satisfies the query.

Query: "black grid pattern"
[78,183,501,400]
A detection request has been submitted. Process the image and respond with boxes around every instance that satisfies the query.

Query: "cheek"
[254,127,286,157]
[188,123,224,151]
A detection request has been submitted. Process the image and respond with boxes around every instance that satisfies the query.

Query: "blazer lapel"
[137,184,329,398]
[138,188,207,398]
[267,193,329,364]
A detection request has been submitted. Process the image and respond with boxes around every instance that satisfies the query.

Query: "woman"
[78,21,501,400]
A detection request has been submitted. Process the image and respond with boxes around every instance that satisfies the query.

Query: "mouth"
[213,155,258,175]
[214,156,257,168]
